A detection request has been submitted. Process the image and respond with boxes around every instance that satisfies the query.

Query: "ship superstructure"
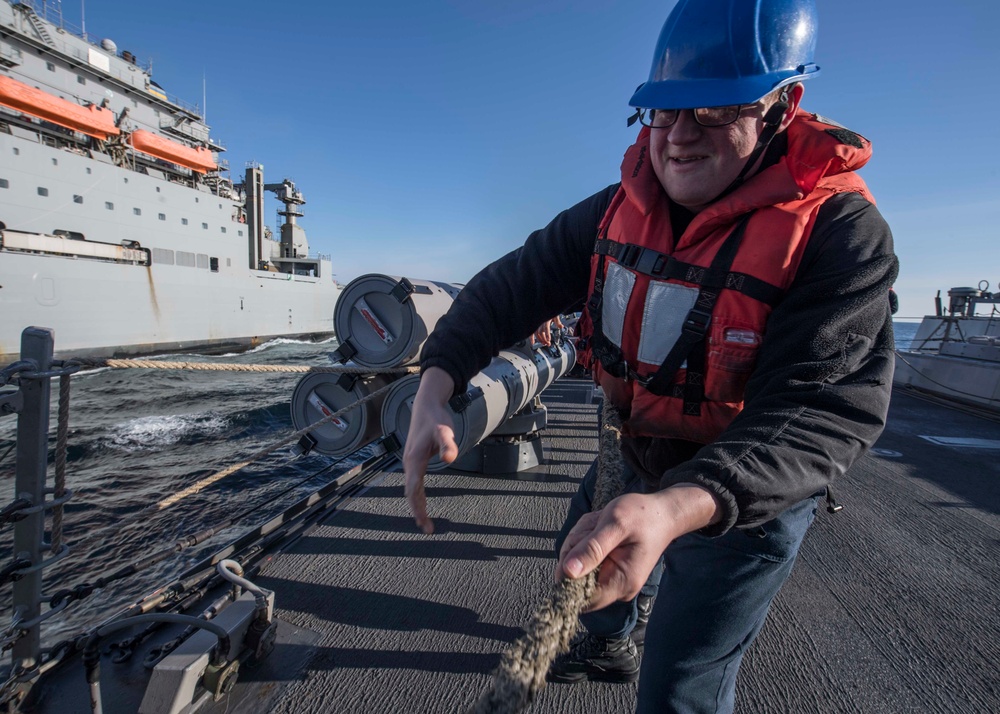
[0,0,340,363]
[894,282,1000,414]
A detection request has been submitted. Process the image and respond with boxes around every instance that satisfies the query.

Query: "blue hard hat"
[629,0,821,109]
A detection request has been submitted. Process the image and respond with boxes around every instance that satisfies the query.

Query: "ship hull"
[1,249,339,363]
[893,314,1000,414]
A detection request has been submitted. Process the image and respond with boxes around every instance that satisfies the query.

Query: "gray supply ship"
[0,1,341,365]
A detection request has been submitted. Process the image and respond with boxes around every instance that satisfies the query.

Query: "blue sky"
[66,0,999,318]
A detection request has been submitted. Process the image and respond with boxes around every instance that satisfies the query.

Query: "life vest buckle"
[682,307,712,337]
[619,244,642,269]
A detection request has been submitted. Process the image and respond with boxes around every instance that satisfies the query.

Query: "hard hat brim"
[628,66,820,110]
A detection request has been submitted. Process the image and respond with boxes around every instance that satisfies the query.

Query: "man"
[403,0,897,711]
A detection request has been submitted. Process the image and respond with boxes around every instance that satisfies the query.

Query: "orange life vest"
[585,110,874,444]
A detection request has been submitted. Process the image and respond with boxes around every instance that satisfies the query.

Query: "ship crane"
[263,179,308,260]
[240,166,321,276]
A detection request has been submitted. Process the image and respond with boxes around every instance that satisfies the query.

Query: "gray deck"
[250,381,1000,713]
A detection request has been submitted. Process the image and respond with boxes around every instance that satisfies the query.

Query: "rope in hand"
[470,405,628,714]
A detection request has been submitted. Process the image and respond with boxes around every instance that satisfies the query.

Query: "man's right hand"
[402,366,460,534]
[533,315,565,347]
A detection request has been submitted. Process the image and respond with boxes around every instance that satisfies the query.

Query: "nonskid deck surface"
[259,384,999,714]
[27,381,1000,713]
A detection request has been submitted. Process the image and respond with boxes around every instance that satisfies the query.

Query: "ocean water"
[0,321,921,645]
[0,337,368,645]
[893,319,920,351]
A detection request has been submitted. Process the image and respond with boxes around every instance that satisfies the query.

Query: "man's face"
[648,89,797,213]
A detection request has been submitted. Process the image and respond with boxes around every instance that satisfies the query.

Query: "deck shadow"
[260,577,523,644]
[325,510,559,540]
[269,643,502,676]
[289,534,553,562]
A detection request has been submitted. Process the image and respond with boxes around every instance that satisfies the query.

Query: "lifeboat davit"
[129,129,217,174]
[0,75,120,140]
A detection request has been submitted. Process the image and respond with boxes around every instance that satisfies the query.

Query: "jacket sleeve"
[661,192,899,534]
[420,184,619,395]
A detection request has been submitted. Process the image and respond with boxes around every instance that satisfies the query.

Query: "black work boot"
[630,594,655,648]
[546,633,640,683]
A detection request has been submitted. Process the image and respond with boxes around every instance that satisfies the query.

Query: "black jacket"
[421,183,898,535]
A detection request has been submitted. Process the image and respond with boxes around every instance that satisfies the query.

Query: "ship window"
[12,148,18,155]
[156,187,160,193]
[37,187,48,196]
[152,248,174,265]
[182,218,188,225]
[196,254,209,269]
[123,177,129,184]
[227,258,231,267]
[133,208,141,216]
[73,195,83,203]
[220,226,226,234]
[202,222,208,230]
[46,62,55,71]
[0,179,8,188]
[85,167,91,174]
[210,257,219,272]
[51,158,57,165]
[176,251,196,267]
[77,75,86,85]
[105,201,114,210]
[158,213,165,221]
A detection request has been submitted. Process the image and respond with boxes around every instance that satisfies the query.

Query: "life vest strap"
[639,213,753,405]
[594,239,783,307]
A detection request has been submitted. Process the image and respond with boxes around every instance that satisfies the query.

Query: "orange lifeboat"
[129,129,217,174]
[0,75,120,140]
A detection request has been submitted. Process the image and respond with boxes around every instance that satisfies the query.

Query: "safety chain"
[0,361,33,387]
[0,611,25,656]
[0,558,31,589]
[1,599,70,651]
[0,359,83,386]
[0,631,72,708]
[0,664,33,711]
[0,499,31,527]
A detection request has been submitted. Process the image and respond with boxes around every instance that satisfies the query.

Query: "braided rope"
[98,359,415,374]
[470,406,627,713]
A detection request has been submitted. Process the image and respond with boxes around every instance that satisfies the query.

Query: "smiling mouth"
[671,156,706,164]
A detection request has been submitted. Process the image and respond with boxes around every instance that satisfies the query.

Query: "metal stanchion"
[11,327,54,671]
